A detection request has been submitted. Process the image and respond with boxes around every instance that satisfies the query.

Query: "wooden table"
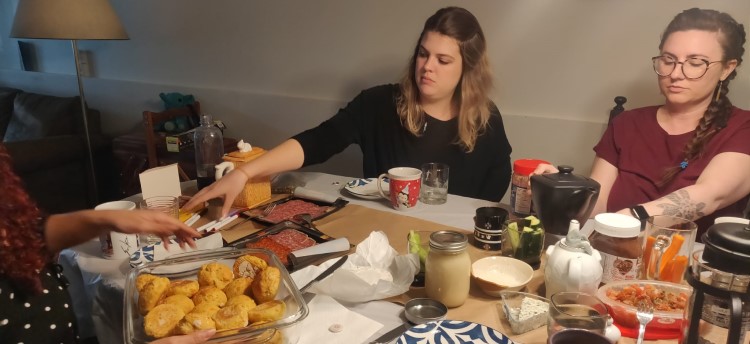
[313,204,679,344]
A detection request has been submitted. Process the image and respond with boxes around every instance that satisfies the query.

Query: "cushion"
[0,87,20,138]
[3,92,77,142]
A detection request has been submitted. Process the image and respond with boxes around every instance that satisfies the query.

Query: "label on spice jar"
[510,184,533,215]
[600,252,640,283]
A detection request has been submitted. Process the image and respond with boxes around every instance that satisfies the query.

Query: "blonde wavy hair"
[396,6,494,152]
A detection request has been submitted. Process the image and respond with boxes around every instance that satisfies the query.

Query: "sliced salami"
[262,200,326,223]
[270,229,316,251]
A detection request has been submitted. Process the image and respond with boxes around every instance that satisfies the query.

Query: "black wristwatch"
[629,205,649,229]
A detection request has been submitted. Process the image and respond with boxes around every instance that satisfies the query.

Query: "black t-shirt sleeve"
[477,112,513,201]
[292,90,368,167]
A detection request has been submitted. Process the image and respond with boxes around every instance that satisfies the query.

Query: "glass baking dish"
[123,247,309,344]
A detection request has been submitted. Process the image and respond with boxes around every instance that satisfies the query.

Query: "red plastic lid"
[615,322,680,340]
[513,159,550,176]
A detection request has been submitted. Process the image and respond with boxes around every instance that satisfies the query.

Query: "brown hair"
[396,6,493,152]
[661,8,746,184]
[0,145,52,293]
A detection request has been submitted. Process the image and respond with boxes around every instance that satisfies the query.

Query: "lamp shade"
[11,0,128,40]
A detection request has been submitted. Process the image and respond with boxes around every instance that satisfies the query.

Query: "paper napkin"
[283,294,383,344]
[139,163,182,199]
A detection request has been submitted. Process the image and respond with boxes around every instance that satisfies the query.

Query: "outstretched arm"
[617,152,750,220]
[44,210,201,253]
[589,157,618,217]
[183,139,305,217]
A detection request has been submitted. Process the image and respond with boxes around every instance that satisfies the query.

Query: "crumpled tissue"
[306,231,419,303]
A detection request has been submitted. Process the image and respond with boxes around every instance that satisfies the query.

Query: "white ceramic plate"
[343,178,389,199]
[396,320,515,344]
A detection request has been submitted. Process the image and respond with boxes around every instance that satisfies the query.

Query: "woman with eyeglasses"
[185,7,512,216]
[536,8,749,239]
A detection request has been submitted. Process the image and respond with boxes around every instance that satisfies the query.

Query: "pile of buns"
[136,254,284,341]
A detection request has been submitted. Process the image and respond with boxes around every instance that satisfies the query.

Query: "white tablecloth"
[59,172,496,344]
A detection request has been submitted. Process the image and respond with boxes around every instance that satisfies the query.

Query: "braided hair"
[660,8,746,185]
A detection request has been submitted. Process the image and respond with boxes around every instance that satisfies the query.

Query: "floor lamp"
[11,0,129,205]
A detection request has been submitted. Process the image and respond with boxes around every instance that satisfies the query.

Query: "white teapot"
[544,220,603,298]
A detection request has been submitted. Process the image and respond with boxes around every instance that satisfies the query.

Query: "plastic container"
[596,280,691,334]
[510,159,549,216]
[425,231,471,308]
[194,114,224,189]
[589,213,643,283]
[123,248,309,344]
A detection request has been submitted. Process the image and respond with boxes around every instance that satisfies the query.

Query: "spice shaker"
[425,230,471,307]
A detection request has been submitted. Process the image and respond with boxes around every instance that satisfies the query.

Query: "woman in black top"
[0,144,211,344]
[186,7,512,216]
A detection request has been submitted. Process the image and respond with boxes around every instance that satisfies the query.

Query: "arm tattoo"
[655,189,706,220]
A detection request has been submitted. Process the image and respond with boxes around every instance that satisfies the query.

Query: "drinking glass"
[420,163,449,205]
[139,196,179,246]
[548,292,608,337]
[641,215,697,283]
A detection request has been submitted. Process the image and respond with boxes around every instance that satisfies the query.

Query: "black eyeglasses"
[652,55,723,80]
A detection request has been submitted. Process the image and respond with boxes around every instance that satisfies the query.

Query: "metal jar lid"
[430,230,468,252]
[702,222,750,275]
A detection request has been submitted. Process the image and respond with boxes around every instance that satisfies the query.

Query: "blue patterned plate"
[343,178,389,199]
[396,320,515,344]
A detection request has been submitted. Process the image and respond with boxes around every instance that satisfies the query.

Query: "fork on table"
[635,301,654,344]
[221,203,276,232]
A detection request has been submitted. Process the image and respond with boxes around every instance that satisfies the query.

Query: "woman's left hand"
[96,210,201,249]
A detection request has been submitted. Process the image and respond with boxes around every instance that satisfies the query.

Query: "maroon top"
[594,106,750,238]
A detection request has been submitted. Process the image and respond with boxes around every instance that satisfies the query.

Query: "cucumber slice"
[524,215,541,229]
[508,223,520,251]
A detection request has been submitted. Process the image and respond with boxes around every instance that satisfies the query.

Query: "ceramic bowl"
[404,298,448,324]
[471,256,534,296]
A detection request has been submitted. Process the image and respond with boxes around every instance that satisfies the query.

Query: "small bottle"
[510,159,549,216]
[194,114,224,189]
[425,230,471,308]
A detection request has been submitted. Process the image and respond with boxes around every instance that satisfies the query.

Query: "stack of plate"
[343,178,389,200]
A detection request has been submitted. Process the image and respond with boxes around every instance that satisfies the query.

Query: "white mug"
[95,201,139,260]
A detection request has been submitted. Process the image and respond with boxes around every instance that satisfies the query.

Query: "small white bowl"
[472,256,534,296]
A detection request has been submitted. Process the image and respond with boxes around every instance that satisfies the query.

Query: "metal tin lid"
[702,222,750,275]
[430,230,468,252]
[593,213,641,238]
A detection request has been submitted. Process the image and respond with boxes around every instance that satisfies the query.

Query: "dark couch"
[1,87,113,213]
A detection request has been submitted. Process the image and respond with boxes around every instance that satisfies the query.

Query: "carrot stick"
[643,236,656,277]
[659,234,685,275]
[662,255,689,283]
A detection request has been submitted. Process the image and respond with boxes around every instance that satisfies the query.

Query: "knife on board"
[299,255,349,293]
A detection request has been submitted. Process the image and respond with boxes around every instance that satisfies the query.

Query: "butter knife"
[369,323,409,344]
[299,255,348,293]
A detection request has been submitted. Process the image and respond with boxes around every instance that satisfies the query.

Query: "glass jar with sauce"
[425,230,471,308]
[589,213,643,284]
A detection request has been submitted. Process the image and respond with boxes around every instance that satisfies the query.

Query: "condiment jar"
[425,231,471,308]
[589,213,642,284]
[510,159,549,216]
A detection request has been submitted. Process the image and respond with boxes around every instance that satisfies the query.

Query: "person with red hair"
[0,144,211,343]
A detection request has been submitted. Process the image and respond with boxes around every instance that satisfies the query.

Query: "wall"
[1,0,749,201]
